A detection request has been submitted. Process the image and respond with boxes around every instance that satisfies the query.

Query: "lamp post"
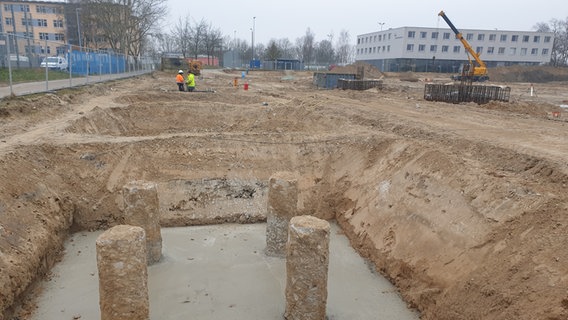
[76,7,82,49]
[378,22,385,31]
[251,16,256,68]
[233,30,236,68]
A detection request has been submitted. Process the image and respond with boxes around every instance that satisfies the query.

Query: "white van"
[40,56,68,71]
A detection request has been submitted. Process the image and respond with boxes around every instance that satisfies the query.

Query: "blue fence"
[68,50,127,76]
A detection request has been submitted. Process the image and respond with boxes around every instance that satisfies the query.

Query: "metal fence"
[1,32,157,97]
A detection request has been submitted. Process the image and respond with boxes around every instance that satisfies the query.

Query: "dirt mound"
[489,65,568,83]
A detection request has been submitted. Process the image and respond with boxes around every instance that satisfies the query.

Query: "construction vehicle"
[186,59,202,76]
[438,10,489,82]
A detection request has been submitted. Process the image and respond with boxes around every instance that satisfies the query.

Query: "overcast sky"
[164,0,566,45]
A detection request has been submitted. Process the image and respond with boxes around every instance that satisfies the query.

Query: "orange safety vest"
[176,74,184,83]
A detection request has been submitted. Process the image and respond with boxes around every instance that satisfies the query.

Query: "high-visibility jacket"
[186,73,195,87]
[176,74,184,83]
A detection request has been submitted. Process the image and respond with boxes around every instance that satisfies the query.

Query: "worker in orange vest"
[175,70,185,91]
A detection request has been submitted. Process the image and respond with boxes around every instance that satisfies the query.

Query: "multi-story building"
[356,27,554,73]
[0,0,71,58]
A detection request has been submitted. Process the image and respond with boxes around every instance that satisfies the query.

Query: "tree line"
[146,16,355,67]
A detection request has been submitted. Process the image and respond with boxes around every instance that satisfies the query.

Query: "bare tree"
[315,39,334,66]
[535,18,568,66]
[171,16,191,58]
[276,38,294,59]
[83,0,167,59]
[203,22,223,65]
[296,28,315,68]
[336,29,353,65]
[188,18,207,59]
[266,39,281,61]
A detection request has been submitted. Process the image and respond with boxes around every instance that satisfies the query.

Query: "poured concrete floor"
[32,223,420,320]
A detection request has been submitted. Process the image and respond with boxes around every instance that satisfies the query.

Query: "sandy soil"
[1,66,567,320]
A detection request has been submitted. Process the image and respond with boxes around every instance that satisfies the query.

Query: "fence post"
[5,33,14,96]
[45,38,48,91]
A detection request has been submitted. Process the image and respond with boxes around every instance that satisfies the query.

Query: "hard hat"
[178,70,183,74]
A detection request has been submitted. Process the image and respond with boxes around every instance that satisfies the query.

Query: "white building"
[356,27,554,73]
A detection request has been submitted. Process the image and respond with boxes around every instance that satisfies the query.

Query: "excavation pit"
[2,70,567,320]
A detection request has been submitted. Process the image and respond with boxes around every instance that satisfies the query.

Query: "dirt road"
[1,67,567,319]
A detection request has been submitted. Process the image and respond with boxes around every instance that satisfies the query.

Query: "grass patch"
[0,67,71,85]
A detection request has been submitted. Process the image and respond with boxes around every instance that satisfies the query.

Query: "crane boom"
[438,10,488,81]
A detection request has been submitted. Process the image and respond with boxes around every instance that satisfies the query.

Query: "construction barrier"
[424,83,511,104]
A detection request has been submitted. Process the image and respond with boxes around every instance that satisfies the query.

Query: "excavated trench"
[1,93,567,319]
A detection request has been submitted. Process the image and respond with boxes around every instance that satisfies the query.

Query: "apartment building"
[0,0,72,57]
[356,27,554,73]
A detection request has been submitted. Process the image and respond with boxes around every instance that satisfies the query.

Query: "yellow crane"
[438,10,489,82]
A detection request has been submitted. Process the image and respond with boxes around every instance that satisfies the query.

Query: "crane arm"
[438,10,487,70]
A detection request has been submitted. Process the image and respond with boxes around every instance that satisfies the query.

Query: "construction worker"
[176,70,185,91]
[186,70,195,92]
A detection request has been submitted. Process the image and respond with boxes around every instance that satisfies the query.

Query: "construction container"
[337,79,382,90]
[313,73,357,89]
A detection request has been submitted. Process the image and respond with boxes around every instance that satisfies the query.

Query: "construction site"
[0,63,568,319]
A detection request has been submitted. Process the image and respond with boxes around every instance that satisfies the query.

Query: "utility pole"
[251,16,256,68]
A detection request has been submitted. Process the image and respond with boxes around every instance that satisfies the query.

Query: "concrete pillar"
[265,172,299,257]
[285,215,330,320]
[96,225,149,320]
[122,180,162,264]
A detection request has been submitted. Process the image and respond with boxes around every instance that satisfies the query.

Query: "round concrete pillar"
[265,172,299,257]
[96,225,149,320]
[122,180,162,264]
[285,215,330,320]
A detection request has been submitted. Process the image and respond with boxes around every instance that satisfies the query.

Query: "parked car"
[40,56,68,71]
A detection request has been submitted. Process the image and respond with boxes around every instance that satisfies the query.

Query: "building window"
[420,31,427,38]
[442,45,449,52]
[55,33,64,41]
[443,32,451,40]
[498,47,505,54]
[522,35,529,42]
[418,44,425,52]
[489,34,496,41]
[39,32,48,40]
[466,33,474,41]
[531,48,538,55]
[374,35,377,42]
[487,47,494,54]
[5,17,12,25]
[432,32,439,39]
[430,45,437,52]
[406,44,414,51]
[38,19,47,27]
[478,34,485,41]
[21,18,32,26]
[533,36,541,43]
[387,45,390,52]
[511,35,519,42]
[542,48,549,55]
[500,34,507,42]
[476,46,483,54]
[53,20,63,28]
[544,36,551,43]
[19,4,30,12]
[453,46,461,53]
[521,48,527,55]
[3,4,12,11]
[408,31,415,38]
[509,47,516,55]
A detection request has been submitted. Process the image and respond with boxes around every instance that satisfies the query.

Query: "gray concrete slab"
[32,223,420,320]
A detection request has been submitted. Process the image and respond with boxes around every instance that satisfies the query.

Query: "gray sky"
[164,0,566,45]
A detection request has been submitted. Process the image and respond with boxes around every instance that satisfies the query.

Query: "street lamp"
[378,22,385,31]
[76,7,82,48]
[251,16,256,68]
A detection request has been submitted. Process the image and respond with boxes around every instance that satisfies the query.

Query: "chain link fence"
[0,32,157,97]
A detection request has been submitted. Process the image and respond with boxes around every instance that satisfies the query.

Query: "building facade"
[356,27,554,73]
[0,0,70,60]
